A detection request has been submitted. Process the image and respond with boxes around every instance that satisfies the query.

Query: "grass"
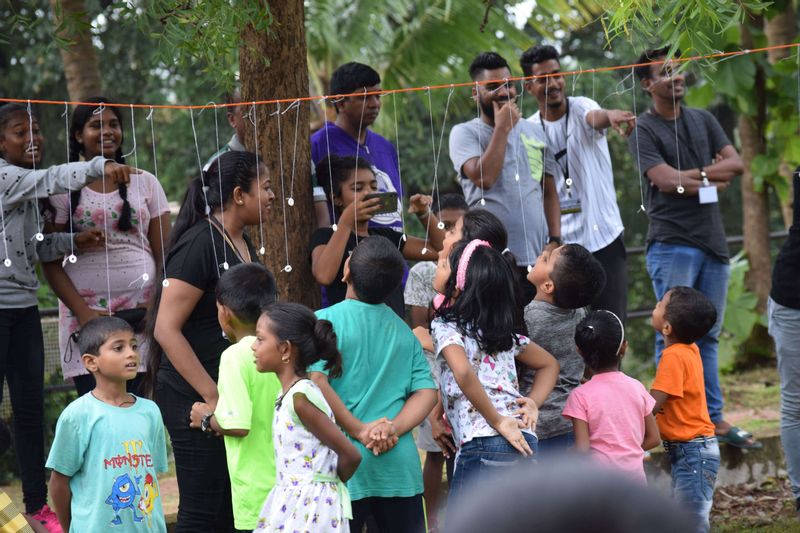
[714,518,798,532]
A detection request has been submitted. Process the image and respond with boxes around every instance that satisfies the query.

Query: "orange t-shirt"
[651,343,715,441]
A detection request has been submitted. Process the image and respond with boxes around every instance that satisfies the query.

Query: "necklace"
[275,378,307,409]
[91,390,137,407]
[208,215,252,263]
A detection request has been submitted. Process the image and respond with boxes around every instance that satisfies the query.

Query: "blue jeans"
[449,433,538,503]
[536,431,574,459]
[768,298,800,501]
[646,242,730,422]
[665,437,720,533]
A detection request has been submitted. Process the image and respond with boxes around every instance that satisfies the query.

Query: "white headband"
[600,309,625,356]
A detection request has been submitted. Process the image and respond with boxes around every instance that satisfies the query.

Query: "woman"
[149,150,274,532]
[44,97,171,395]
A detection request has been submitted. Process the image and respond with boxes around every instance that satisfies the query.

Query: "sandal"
[717,426,762,449]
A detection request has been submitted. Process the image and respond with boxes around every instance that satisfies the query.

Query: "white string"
[0,194,9,267]
[250,102,266,255]
[26,100,43,242]
[272,102,292,272]
[670,77,684,194]
[146,107,169,287]
[126,104,150,289]
[62,102,76,264]
[322,97,338,231]
[474,81,486,206]
[352,88,368,246]
[94,105,113,311]
[189,108,223,275]
[284,99,301,207]
[506,82,531,268]
[210,103,230,271]
[391,92,408,246]
[432,86,455,224]
[631,67,647,213]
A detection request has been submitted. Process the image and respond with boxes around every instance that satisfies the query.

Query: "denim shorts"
[449,433,538,503]
[664,436,720,533]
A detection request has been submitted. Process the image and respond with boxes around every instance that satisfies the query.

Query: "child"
[251,302,362,532]
[0,102,136,531]
[309,236,438,533]
[562,311,660,484]
[47,316,168,533]
[432,239,559,502]
[310,154,445,317]
[522,244,606,454]
[650,287,720,533]
[404,193,467,531]
[188,263,279,532]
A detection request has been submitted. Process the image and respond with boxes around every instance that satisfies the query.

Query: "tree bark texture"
[240,1,319,308]
[50,0,102,100]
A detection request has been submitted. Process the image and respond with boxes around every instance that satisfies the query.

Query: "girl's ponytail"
[313,319,343,378]
[574,311,625,372]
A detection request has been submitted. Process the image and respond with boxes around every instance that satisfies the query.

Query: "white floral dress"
[254,379,350,532]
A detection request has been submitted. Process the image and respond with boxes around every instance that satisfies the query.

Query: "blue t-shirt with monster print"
[46,393,168,532]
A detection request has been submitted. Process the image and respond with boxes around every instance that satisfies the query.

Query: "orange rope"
[1,43,798,110]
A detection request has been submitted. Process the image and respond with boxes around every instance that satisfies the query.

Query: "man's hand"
[606,109,636,137]
[493,100,521,134]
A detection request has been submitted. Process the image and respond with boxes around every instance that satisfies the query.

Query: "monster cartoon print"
[105,473,143,525]
[137,473,159,526]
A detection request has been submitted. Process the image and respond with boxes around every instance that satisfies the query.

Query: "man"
[629,46,757,448]
[449,51,560,302]
[311,62,402,231]
[204,88,246,170]
[521,44,634,321]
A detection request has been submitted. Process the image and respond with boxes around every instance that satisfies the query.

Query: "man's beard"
[480,97,512,121]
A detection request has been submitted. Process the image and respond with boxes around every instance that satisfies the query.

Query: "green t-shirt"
[215,335,281,530]
[311,299,436,500]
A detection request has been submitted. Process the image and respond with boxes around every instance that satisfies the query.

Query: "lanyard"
[540,98,572,195]
[208,215,252,264]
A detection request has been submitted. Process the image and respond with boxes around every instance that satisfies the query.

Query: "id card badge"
[698,178,718,204]
[560,196,582,215]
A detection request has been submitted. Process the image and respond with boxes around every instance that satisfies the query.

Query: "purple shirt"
[311,122,403,231]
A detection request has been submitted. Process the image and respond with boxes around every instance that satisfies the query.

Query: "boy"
[188,263,279,532]
[47,317,168,533]
[404,192,467,530]
[650,287,720,533]
[523,243,606,454]
[310,236,437,533]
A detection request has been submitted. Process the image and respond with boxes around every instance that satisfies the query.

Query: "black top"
[158,219,257,399]
[309,227,406,317]
[771,168,800,309]
[629,106,733,262]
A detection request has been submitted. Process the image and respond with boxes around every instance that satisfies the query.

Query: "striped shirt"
[528,97,624,252]
[0,492,34,533]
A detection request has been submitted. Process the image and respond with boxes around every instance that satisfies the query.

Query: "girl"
[0,102,135,531]
[431,239,559,501]
[43,98,172,395]
[252,302,361,532]
[310,155,445,317]
[562,310,661,484]
[148,150,274,532]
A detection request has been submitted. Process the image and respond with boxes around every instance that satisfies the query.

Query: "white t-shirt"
[528,96,624,252]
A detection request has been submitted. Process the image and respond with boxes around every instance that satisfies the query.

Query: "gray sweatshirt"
[0,156,108,308]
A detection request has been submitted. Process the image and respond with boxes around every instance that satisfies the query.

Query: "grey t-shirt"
[628,106,732,262]
[449,118,555,266]
[520,300,586,439]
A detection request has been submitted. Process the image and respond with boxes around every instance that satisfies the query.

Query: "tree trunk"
[50,0,103,100]
[240,1,319,308]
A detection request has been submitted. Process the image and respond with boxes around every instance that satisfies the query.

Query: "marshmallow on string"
[0,195,10,267]
[62,102,77,265]
[321,96,339,232]
[424,85,456,256]
[473,82,487,206]
[271,102,292,273]
[351,87,369,246]
[146,107,170,288]
[248,102,267,256]
[26,100,44,243]
[122,104,153,289]
[630,67,647,213]
[670,77,685,195]
[283,99,301,208]
[391,91,408,245]
[93,104,114,310]
[211,103,232,271]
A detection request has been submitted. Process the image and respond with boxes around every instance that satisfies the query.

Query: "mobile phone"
[364,192,398,215]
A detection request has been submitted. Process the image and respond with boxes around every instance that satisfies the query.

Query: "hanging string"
[26,100,44,242]
[210,103,230,271]
[391,91,408,246]
[272,102,292,273]
[474,81,486,206]
[146,107,169,287]
[250,102,266,256]
[124,104,151,289]
[422,88,437,254]
[62,102,77,264]
[352,88,368,245]
[432,86,455,226]
[631,67,647,213]
[189,108,223,275]
[94,105,113,311]
[322,96,338,232]
[505,80,532,268]
[670,77,685,194]
[284,99,301,207]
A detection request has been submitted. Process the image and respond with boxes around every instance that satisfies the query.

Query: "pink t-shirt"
[562,371,655,484]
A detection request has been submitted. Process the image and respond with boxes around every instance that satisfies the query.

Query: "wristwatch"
[547,236,563,245]
[200,412,214,434]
